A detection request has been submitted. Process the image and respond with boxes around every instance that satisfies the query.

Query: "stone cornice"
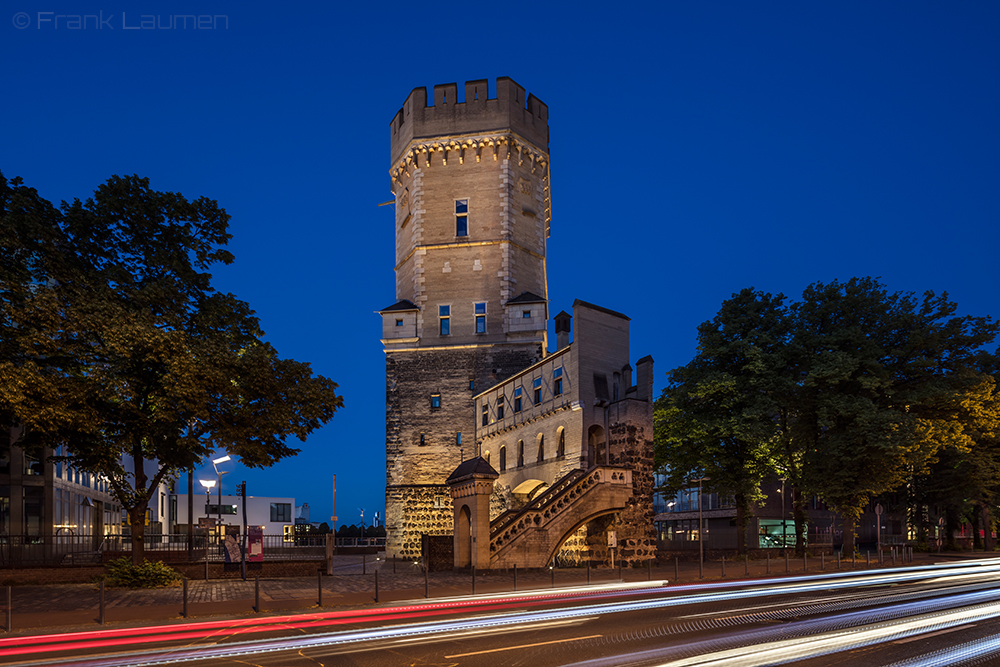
[389,131,549,185]
[394,239,545,272]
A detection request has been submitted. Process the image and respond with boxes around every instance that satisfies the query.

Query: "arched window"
[484,450,490,465]
[557,427,566,457]
[517,440,524,467]
[499,446,507,472]
[537,433,545,462]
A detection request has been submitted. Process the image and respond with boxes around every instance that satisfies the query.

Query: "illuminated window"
[430,393,441,409]
[439,305,450,335]
[475,302,487,333]
[456,199,468,237]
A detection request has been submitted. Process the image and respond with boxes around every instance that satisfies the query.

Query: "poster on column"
[248,526,264,562]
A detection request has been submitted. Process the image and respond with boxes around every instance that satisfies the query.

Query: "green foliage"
[0,172,345,564]
[656,278,998,554]
[105,557,181,588]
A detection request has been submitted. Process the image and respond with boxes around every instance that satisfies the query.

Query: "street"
[5,558,1000,667]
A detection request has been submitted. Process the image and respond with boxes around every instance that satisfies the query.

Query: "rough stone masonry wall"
[385,344,542,559]
[606,399,657,566]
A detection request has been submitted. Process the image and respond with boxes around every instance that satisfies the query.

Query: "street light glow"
[199,479,216,489]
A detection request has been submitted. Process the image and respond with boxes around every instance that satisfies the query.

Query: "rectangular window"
[522,309,531,318]
[270,503,291,523]
[482,403,489,426]
[514,387,522,412]
[456,432,462,445]
[207,504,239,516]
[430,393,441,409]
[456,199,468,237]
[554,367,563,396]
[469,379,475,391]
[439,305,450,335]
[497,395,505,420]
[533,377,542,403]
[474,302,486,333]
[395,318,403,327]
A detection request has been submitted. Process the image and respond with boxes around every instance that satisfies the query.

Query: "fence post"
[745,554,749,577]
[4,586,9,633]
[853,551,856,569]
[785,552,789,573]
[618,561,623,582]
[551,565,555,588]
[424,563,429,599]
[838,551,841,569]
[866,551,870,568]
[318,570,323,606]
[587,560,591,585]
[205,555,209,581]
[648,558,652,581]
[513,564,517,592]
[766,553,770,574]
[99,580,105,625]
[472,565,476,595]
[674,557,679,583]
[393,554,396,574]
[803,553,807,572]
[362,553,366,575]
[374,570,379,603]
[721,555,725,578]
[821,551,825,571]
[183,577,188,618]
[254,575,260,613]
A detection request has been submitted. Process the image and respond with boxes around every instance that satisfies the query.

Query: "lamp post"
[212,455,231,538]
[690,477,710,578]
[199,479,216,534]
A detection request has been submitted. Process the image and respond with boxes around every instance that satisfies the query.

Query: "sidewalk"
[1,551,992,634]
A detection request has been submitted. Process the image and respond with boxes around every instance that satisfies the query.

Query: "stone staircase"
[489,466,633,568]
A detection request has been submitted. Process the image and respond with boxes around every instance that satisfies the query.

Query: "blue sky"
[4,2,998,531]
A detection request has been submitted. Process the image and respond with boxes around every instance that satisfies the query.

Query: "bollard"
[318,570,323,606]
[837,551,841,569]
[866,551,870,568]
[804,554,807,572]
[472,566,476,595]
[363,554,366,576]
[674,557,679,583]
[821,551,825,571]
[618,561,622,582]
[587,561,591,585]
[745,554,749,577]
[205,556,209,581]
[551,566,555,588]
[514,564,518,592]
[5,586,10,633]
[98,580,105,625]
[375,570,379,603]
[424,564,429,599]
[853,551,856,569]
[254,575,260,613]
[183,577,189,618]
[721,555,725,578]
[766,553,770,574]
[648,558,652,581]
[785,553,789,574]
[699,554,703,580]
[393,554,396,574]
[892,548,896,566]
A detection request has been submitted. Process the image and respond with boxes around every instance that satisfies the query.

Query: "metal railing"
[0,533,386,566]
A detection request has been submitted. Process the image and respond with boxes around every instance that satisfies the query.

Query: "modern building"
[172,494,296,538]
[380,78,656,566]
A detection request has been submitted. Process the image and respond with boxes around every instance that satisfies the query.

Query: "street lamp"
[199,479,216,526]
[690,476,710,578]
[212,455,231,537]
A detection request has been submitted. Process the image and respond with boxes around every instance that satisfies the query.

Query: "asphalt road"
[8,559,1000,667]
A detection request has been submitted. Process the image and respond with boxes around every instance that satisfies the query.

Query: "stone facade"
[382,78,654,566]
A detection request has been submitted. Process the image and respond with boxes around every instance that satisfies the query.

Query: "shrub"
[105,557,182,588]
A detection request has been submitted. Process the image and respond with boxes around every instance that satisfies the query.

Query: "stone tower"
[380,78,551,559]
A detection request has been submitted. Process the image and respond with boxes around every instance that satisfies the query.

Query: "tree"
[0,173,344,564]
[793,278,997,555]
[655,288,791,554]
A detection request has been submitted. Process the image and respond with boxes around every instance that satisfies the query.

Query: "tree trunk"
[130,506,146,566]
[792,488,807,557]
[945,506,960,550]
[971,505,983,550]
[841,512,857,556]
[735,491,747,556]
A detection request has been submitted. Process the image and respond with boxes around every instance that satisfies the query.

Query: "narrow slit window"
[554,367,563,396]
[533,377,542,404]
[514,387,522,413]
[455,199,468,237]
[482,402,489,426]
[439,305,450,336]
[497,395,505,420]
[430,393,441,409]
[475,302,487,333]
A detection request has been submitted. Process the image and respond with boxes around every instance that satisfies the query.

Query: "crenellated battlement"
[390,77,549,164]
